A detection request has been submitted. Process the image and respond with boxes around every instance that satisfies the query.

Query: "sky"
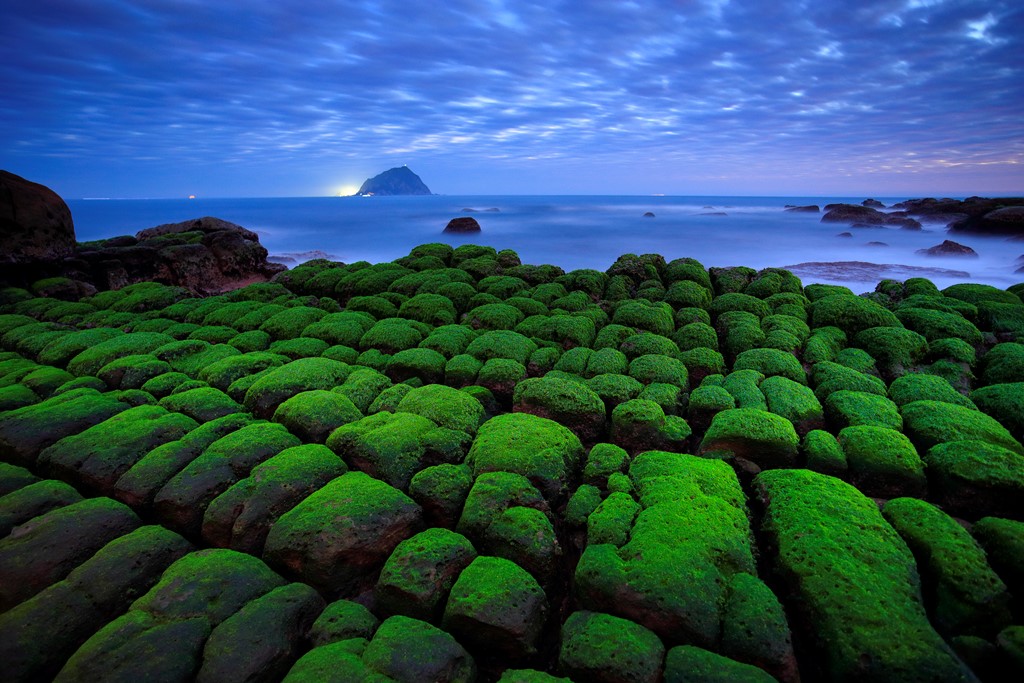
[1,0,1022,198]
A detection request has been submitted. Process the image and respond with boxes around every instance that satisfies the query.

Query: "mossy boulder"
[263,471,422,594]
[754,469,974,682]
[38,404,197,495]
[271,390,363,443]
[698,408,799,467]
[837,425,926,498]
[466,329,538,365]
[307,599,380,646]
[610,398,691,454]
[0,524,193,683]
[759,376,824,436]
[664,645,779,683]
[924,440,1024,520]
[512,376,607,443]
[385,347,447,385]
[801,429,846,476]
[96,354,172,390]
[466,413,585,501]
[970,382,1024,441]
[980,342,1024,385]
[395,383,485,435]
[972,517,1024,611]
[375,527,477,621]
[456,471,547,541]
[587,491,640,547]
[152,422,300,535]
[398,293,458,326]
[158,386,242,423]
[362,615,476,683]
[897,307,983,346]
[409,463,475,529]
[612,301,675,337]
[627,353,689,389]
[720,572,798,683]
[810,360,887,402]
[824,389,902,431]
[483,505,562,583]
[889,373,975,409]
[65,332,174,377]
[201,444,347,555]
[853,326,929,377]
[882,497,1011,638]
[810,294,900,336]
[0,497,141,611]
[243,357,353,418]
[901,399,1022,454]
[559,610,665,683]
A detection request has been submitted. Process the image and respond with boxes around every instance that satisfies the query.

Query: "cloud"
[1,0,1021,196]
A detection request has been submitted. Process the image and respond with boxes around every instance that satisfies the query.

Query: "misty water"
[68,195,1022,293]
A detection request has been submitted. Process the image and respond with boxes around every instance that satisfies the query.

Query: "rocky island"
[354,166,433,197]
[1,175,1023,682]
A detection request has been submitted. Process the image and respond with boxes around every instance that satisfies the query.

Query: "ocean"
[67,195,1022,292]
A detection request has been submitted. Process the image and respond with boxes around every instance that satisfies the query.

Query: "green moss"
[664,280,713,309]
[308,600,380,647]
[559,611,664,683]
[969,382,1024,440]
[186,325,239,345]
[409,463,474,528]
[444,353,483,387]
[465,329,538,365]
[395,383,484,435]
[582,442,630,489]
[158,387,242,423]
[243,357,353,418]
[265,337,329,359]
[383,347,445,385]
[620,332,679,360]
[716,310,766,359]
[483,505,561,582]
[586,373,644,411]
[897,307,983,346]
[889,373,975,409]
[810,360,887,402]
[552,346,592,374]
[271,389,362,443]
[587,491,640,546]
[65,332,174,377]
[972,517,1024,610]
[760,375,824,435]
[924,440,1024,519]
[511,376,606,442]
[476,358,528,398]
[566,484,602,527]
[838,425,925,497]
[902,399,1022,454]
[417,325,475,359]
[375,527,477,620]
[980,342,1024,385]
[664,645,778,683]
[326,411,440,490]
[754,469,973,682]
[698,408,799,467]
[362,614,475,682]
[710,292,771,320]
[825,389,902,430]
[800,429,846,476]
[811,294,900,336]
[882,497,1010,637]
[610,301,673,337]
[367,382,413,414]
[358,317,429,354]
[734,348,806,384]
[673,321,719,352]
[943,283,1022,307]
[610,398,691,454]
[264,471,421,593]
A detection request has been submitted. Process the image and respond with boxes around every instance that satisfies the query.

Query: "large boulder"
[0,170,75,265]
[949,205,1024,236]
[916,240,979,258]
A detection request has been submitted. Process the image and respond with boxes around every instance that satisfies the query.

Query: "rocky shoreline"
[2,171,1024,681]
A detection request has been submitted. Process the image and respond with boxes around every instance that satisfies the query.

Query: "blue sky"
[2,0,1021,198]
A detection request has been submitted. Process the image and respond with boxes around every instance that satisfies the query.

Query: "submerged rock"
[917,240,980,258]
[444,217,482,233]
[784,260,970,282]
[784,205,819,213]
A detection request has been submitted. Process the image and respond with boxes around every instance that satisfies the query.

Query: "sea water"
[68,195,1022,292]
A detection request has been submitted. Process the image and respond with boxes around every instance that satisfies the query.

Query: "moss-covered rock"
[897,307,983,346]
[243,357,352,419]
[0,496,141,611]
[152,422,300,535]
[512,376,607,443]
[307,599,380,646]
[837,425,926,498]
[971,517,1024,613]
[201,444,347,555]
[810,294,900,336]
[483,505,562,583]
[824,389,902,431]
[157,386,242,423]
[38,405,198,495]
[456,471,548,542]
[698,408,799,467]
[395,383,485,435]
[466,329,538,365]
[272,389,363,443]
[664,645,779,683]
[888,373,975,411]
[610,398,691,454]
[902,399,1022,454]
[375,527,477,621]
[264,471,422,594]
[362,615,476,683]
[442,554,548,659]
[195,582,325,683]
[65,332,174,377]
[810,360,887,402]
[759,375,824,436]
[409,463,474,529]
[970,382,1024,442]
[754,469,974,682]
[559,610,665,683]
[924,440,1024,520]
[882,497,1011,638]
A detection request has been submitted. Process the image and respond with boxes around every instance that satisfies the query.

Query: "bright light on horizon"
[337,184,359,196]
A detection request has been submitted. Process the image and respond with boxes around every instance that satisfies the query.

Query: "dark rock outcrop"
[862,199,885,208]
[443,217,481,233]
[643,212,656,218]
[866,242,889,247]
[822,203,921,230]
[71,217,285,294]
[355,166,432,196]
[785,205,820,213]
[950,206,1024,236]
[0,170,76,265]
[916,240,979,258]
[836,232,853,238]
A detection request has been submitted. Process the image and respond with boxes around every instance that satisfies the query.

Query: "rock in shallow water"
[917,240,980,257]
[444,216,482,233]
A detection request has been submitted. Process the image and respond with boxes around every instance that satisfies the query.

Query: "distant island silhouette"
[354,166,432,196]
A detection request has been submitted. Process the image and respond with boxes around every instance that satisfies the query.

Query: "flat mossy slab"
[0,497,141,611]
[698,407,799,468]
[924,440,1024,519]
[195,582,325,683]
[273,389,363,443]
[442,555,548,659]
[664,645,779,683]
[0,479,83,538]
[152,422,301,535]
[559,610,665,683]
[201,444,348,555]
[376,527,477,621]
[466,412,584,501]
[362,615,477,683]
[263,471,422,594]
[901,400,1023,454]
[882,497,1011,638]
[39,405,198,495]
[0,525,193,683]
[754,469,974,682]
[0,388,130,466]
[576,452,754,646]
[838,425,926,498]
[112,413,253,510]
